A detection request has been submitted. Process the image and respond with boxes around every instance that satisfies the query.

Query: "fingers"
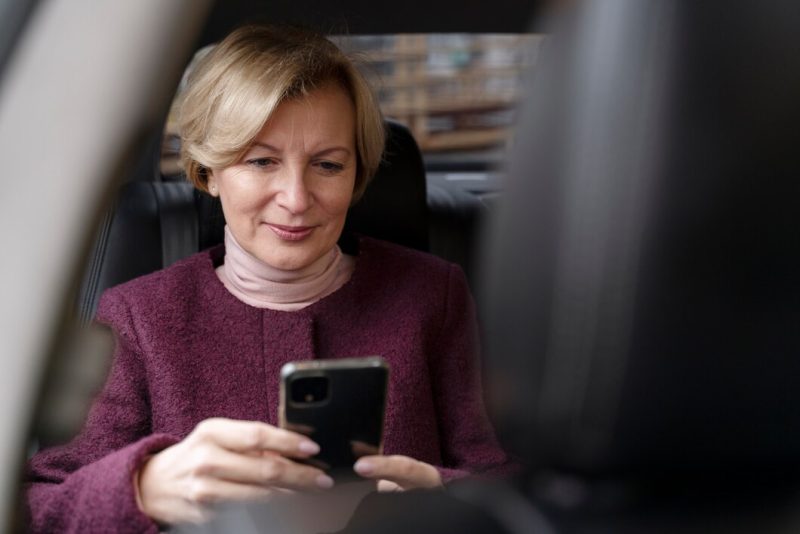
[191,445,334,491]
[353,455,442,490]
[376,479,402,492]
[138,419,332,526]
[190,418,319,458]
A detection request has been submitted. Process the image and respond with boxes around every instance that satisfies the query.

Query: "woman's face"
[208,85,357,271]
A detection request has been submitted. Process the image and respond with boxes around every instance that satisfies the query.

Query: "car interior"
[2,0,800,532]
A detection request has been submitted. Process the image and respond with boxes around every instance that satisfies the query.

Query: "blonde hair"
[179,25,385,202]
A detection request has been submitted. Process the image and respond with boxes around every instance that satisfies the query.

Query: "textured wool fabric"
[25,237,513,533]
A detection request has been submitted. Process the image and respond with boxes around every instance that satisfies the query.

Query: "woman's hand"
[136,418,334,525]
[352,455,443,492]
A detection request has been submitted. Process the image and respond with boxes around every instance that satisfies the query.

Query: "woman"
[26,25,511,532]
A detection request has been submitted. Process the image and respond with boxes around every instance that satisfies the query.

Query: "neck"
[216,226,354,310]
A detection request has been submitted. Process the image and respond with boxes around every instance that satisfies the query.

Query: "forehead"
[254,85,356,149]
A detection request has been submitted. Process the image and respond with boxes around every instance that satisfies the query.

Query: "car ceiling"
[197,0,545,46]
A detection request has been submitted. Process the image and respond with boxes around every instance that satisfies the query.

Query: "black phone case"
[280,357,388,479]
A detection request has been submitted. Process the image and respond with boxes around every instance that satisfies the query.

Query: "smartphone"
[279,356,389,479]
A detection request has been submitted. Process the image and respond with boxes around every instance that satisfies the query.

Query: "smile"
[266,223,316,241]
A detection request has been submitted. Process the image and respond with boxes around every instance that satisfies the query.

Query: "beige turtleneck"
[216,226,355,311]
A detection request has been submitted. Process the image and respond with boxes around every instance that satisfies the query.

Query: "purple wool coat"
[25,237,512,533]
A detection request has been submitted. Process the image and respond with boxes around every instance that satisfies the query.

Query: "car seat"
[479,0,800,532]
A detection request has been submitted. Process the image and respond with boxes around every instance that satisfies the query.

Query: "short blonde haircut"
[179,25,385,202]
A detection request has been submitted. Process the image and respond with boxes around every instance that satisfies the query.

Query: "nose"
[276,165,313,214]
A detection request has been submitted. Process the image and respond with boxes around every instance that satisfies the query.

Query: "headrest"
[481,0,800,479]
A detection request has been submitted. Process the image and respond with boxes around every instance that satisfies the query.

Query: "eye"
[315,160,345,175]
[247,157,277,170]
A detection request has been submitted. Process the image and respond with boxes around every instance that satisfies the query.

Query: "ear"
[207,171,219,197]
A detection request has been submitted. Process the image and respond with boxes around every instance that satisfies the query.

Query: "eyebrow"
[250,142,280,152]
[250,142,352,158]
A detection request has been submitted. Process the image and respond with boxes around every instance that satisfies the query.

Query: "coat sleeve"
[429,264,519,483]
[25,290,179,533]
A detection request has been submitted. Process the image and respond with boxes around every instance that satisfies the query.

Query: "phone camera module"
[290,376,329,405]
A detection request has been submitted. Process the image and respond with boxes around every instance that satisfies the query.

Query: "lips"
[266,223,316,241]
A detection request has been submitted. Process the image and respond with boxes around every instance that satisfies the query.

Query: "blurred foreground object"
[0,0,210,530]
[481,0,800,531]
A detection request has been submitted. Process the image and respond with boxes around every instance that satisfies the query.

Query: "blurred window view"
[334,34,543,170]
[160,33,544,179]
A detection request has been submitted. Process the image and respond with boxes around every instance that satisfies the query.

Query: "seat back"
[484,0,800,477]
[477,1,800,531]
[77,121,427,323]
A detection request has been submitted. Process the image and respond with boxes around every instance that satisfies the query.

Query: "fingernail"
[298,441,320,454]
[353,460,373,475]
[316,474,334,489]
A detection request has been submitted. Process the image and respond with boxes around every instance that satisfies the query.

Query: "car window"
[333,34,543,170]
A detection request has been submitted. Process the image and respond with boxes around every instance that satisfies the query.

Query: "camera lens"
[290,376,329,405]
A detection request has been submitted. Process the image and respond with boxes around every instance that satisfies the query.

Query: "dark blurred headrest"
[343,120,429,251]
[482,0,800,479]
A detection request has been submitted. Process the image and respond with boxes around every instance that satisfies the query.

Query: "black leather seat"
[76,121,428,323]
[479,1,800,532]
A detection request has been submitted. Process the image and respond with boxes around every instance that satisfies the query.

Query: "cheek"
[219,194,257,223]
[218,193,272,241]
[331,190,354,216]
[319,177,356,218]
[219,177,271,215]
